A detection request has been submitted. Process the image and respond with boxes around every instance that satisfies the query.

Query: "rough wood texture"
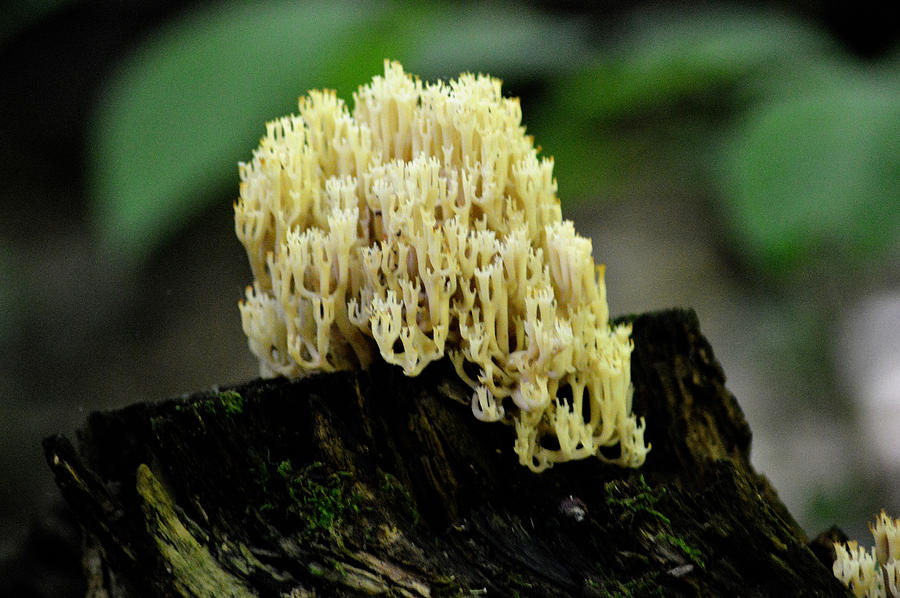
[43,309,851,597]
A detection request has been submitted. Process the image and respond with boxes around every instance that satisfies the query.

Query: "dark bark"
[41,309,852,597]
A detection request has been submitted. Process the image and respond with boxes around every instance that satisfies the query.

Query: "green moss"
[507,572,533,591]
[196,390,245,417]
[605,475,670,525]
[332,559,347,577]
[378,470,420,526]
[217,390,245,415]
[610,572,664,598]
[149,415,165,432]
[659,532,706,569]
[453,589,488,596]
[276,460,360,538]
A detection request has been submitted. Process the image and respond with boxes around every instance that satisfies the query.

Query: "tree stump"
[43,309,851,597]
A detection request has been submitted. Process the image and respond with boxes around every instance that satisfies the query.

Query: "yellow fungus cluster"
[235,61,648,471]
[834,511,900,597]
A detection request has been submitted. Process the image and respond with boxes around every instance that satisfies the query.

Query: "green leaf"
[530,8,829,200]
[90,0,393,267]
[721,69,900,276]
[89,1,596,268]
[403,3,592,79]
[550,8,826,121]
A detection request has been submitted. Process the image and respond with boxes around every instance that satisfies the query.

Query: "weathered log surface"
[42,309,851,597]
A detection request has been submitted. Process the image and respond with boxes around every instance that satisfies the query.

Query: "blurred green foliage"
[89,1,593,268]
[807,477,887,538]
[532,9,829,196]
[722,69,900,277]
[88,1,899,279]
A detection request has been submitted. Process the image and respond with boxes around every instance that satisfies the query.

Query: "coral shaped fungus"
[834,510,900,598]
[235,61,649,472]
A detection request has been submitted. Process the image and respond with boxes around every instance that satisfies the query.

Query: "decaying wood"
[43,309,852,597]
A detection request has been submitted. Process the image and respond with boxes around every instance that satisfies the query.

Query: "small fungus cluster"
[834,510,900,597]
[235,61,649,472]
